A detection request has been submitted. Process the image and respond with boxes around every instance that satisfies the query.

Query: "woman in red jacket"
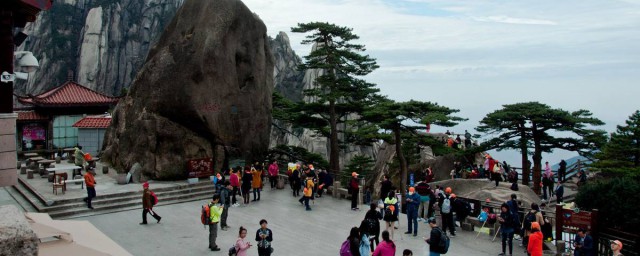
[527,222,543,256]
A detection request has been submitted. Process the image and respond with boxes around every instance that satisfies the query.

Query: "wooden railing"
[508,159,585,185]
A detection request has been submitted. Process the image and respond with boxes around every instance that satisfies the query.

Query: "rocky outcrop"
[16,0,183,96]
[102,0,273,180]
[0,206,38,256]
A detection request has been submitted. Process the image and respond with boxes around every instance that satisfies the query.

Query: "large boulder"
[102,0,273,180]
[0,206,38,256]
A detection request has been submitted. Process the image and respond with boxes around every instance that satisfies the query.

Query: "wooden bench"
[62,178,85,189]
[47,166,82,178]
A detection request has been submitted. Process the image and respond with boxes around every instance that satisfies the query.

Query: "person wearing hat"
[83,168,96,209]
[527,222,543,256]
[424,217,444,256]
[140,182,161,224]
[438,187,456,237]
[350,172,360,211]
[405,187,421,236]
[610,240,623,256]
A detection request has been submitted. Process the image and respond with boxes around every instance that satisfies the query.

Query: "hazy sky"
[243,0,640,167]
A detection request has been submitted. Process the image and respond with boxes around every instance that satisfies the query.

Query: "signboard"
[22,123,45,140]
[561,208,592,230]
[186,158,213,178]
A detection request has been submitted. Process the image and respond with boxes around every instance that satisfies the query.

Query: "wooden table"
[63,148,75,163]
[46,166,82,178]
[23,153,39,158]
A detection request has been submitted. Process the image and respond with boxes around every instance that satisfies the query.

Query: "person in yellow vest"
[298,174,314,211]
[251,167,262,201]
[208,194,224,251]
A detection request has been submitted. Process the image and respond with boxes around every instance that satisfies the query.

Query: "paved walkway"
[77,187,532,256]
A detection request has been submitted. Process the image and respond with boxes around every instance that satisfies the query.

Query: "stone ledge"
[0,205,38,256]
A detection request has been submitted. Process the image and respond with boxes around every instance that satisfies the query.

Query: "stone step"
[11,180,49,212]
[4,186,38,212]
[41,184,216,213]
[50,189,214,219]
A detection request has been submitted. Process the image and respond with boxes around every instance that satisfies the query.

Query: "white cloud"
[471,15,557,25]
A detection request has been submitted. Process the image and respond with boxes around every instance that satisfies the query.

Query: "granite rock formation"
[102,0,273,179]
[0,206,38,256]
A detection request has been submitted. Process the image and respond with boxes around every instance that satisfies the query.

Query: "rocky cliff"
[101,0,273,179]
[16,0,183,96]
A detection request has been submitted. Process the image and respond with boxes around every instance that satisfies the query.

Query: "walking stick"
[475,220,487,239]
[492,226,501,241]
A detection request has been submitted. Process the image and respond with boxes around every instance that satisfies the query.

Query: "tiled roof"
[16,111,49,121]
[72,116,112,129]
[18,81,120,107]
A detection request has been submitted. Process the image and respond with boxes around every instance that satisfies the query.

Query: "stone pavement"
[77,187,533,256]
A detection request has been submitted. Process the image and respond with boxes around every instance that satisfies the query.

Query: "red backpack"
[201,204,211,226]
[150,191,158,206]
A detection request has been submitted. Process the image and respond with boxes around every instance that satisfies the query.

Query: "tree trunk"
[520,123,530,185]
[532,124,542,195]
[394,126,408,204]
[329,99,340,174]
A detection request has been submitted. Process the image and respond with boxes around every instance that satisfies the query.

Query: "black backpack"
[523,211,537,231]
[435,227,450,254]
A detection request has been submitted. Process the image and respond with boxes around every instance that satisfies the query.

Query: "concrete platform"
[78,187,534,256]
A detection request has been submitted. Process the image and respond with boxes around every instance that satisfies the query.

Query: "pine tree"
[592,110,640,177]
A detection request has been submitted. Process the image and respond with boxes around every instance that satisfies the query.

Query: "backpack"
[508,170,517,182]
[201,204,211,226]
[457,199,471,219]
[441,195,452,214]
[510,182,519,191]
[150,191,158,206]
[435,227,450,254]
[339,240,352,256]
[384,207,393,217]
[228,244,237,256]
[523,211,537,231]
[366,218,377,233]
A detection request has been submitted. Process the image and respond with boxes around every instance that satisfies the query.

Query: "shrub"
[575,177,640,232]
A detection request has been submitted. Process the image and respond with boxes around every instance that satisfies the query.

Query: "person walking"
[290,166,301,197]
[527,222,543,256]
[207,194,224,251]
[425,217,444,256]
[610,240,624,256]
[255,219,273,256]
[405,187,420,237]
[350,172,360,210]
[268,160,279,189]
[83,168,96,209]
[383,191,399,239]
[234,226,251,256]
[438,187,456,237]
[317,169,332,197]
[230,169,240,206]
[522,203,544,249]
[298,175,313,211]
[372,230,396,256]
[498,203,515,256]
[219,181,232,230]
[74,145,86,174]
[140,182,161,225]
[364,202,383,251]
[241,166,252,205]
[251,167,262,201]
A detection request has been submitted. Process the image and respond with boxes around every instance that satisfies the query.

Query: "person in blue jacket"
[405,187,421,236]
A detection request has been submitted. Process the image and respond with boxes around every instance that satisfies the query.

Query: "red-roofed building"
[14,81,120,154]
[73,115,112,156]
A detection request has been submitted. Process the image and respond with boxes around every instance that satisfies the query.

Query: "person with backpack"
[350,172,360,210]
[241,166,252,205]
[425,217,448,256]
[527,222,543,256]
[438,187,456,237]
[255,219,273,256]
[364,202,383,251]
[140,182,161,225]
[372,230,396,256]
[230,169,240,206]
[298,174,313,211]
[522,203,544,249]
[506,194,521,240]
[358,219,372,256]
[346,227,362,256]
[383,191,399,239]
[405,187,420,237]
[498,203,515,256]
[207,194,224,251]
[234,226,251,256]
[219,181,232,231]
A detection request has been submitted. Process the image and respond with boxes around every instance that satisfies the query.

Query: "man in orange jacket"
[83,168,96,209]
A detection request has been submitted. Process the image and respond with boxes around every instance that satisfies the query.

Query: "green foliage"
[343,155,375,184]
[266,145,328,169]
[574,177,640,232]
[592,110,640,178]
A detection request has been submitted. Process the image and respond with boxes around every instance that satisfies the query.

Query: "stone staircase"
[8,177,216,219]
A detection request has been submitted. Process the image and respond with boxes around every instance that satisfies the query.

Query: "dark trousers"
[269,176,277,188]
[242,188,250,204]
[292,181,300,196]
[208,223,218,249]
[253,188,261,200]
[556,195,563,204]
[501,230,514,254]
[85,187,96,208]
[370,232,379,251]
[231,186,239,204]
[258,247,272,256]
[441,212,456,235]
[299,196,311,209]
[407,209,418,235]
[142,208,161,224]
[221,206,229,228]
[351,188,359,209]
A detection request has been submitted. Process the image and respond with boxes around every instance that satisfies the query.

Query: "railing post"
[556,204,563,242]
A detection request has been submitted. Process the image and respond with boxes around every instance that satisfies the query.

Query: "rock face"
[102,0,273,180]
[16,0,183,95]
[0,205,38,256]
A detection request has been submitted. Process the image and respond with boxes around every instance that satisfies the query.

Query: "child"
[207,195,224,251]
